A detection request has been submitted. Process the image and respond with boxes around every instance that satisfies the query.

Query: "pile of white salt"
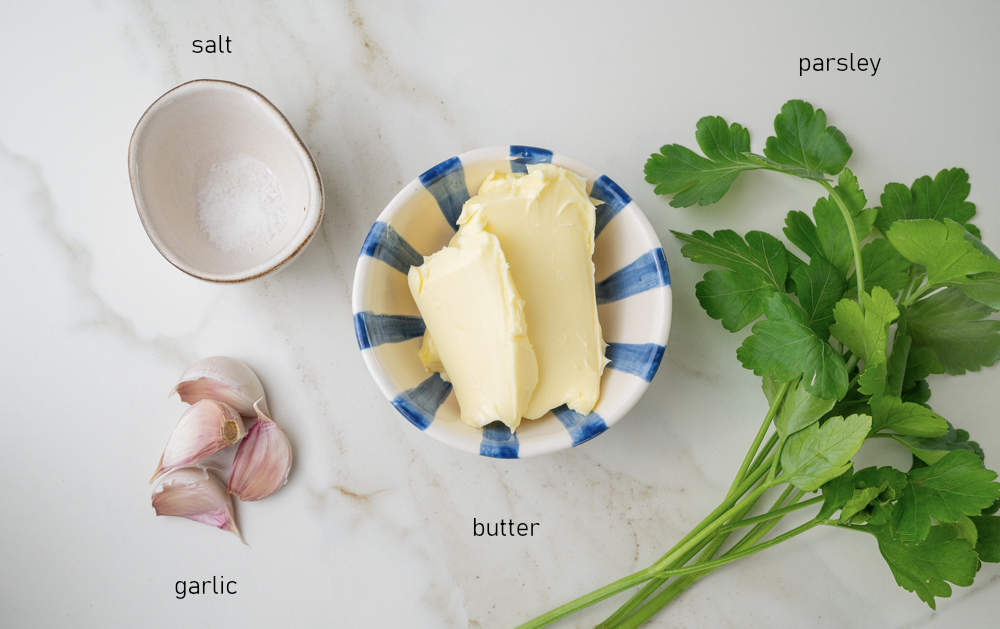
[196,155,288,253]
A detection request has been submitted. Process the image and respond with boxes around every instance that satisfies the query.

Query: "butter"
[416,332,448,381]
[419,164,606,421]
[407,215,538,429]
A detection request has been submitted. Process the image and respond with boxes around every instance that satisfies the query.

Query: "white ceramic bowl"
[352,146,672,458]
[129,80,324,282]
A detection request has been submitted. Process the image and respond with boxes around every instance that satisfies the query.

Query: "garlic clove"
[152,467,243,542]
[227,399,293,501]
[174,356,269,419]
[151,399,245,482]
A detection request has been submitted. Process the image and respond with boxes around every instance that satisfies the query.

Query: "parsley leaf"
[774,379,836,438]
[905,287,1000,374]
[874,168,977,235]
[858,239,912,297]
[884,331,912,397]
[971,515,1000,562]
[830,287,899,362]
[840,467,908,524]
[892,450,1000,543]
[948,272,1000,310]
[737,311,849,400]
[842,486,885,523]
[902,345,945,390]
[829,287,899,391]
[819,470,855,519]
[780,414,871,491]
[901,380,931,405]
[886,219,1000,286]
[694,270,776,333]
[645,116,760,207]
[892,424,984,466]
[674,230,789,331]
[783,169,875,276]
[763,100,852,176]
[875,525,979,609]
[791,253,847,337]
[869,395,948,438]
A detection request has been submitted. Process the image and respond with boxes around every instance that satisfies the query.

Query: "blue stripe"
[360,221,424,273]
[509,145,553,174]
[391,374,452,430]
[354,312,425,350]
[551,405,608,446]
[480,421,519,458]
[596,248,671,304]
[591,175,632,237]
[606,342,665,382]
[419,156,469,229]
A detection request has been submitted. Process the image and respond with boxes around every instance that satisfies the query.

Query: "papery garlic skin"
[227,399,293,501]
[151,399,245,482]
[174,356,268,419]
[152,467,243,541]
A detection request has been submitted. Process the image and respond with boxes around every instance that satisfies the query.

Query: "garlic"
[174,356,269,419]
[151,399,245,482]
[151,467,243,541]
[227,399,293,501]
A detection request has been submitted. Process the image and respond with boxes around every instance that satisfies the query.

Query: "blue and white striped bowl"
[352,146,671,458]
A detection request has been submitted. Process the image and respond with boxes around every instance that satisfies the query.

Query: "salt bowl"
[129,79,324,282]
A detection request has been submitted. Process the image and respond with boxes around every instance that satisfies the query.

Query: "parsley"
[905,288,1000,375]
[521,100,1000,629]
[876,525,979,608]
[891,450,1000,542]
[673,230,789,331]
[780,414,871,491]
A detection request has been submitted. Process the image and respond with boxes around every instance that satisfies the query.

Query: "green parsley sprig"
[520,99,1000,628]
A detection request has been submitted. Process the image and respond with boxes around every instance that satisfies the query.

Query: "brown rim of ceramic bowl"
[128,78,325,283]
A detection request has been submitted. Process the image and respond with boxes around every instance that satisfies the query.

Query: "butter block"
[407,216,538,429]
[447,164,606,419]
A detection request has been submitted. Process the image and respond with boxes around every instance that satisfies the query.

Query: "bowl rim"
[352,145,672,458]
[128,78,325,283]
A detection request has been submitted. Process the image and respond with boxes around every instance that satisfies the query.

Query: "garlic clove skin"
[174,356,269,419]
[227,399,293,501]
[152,467,244,542]
[151,399,246,483]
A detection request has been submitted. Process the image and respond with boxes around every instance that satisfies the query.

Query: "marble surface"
[2,1,999,627]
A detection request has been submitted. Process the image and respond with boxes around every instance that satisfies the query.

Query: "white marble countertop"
[2,1,999,627]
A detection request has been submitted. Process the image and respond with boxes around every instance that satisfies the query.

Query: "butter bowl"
[129,79,324,282]
[352,146,671,458]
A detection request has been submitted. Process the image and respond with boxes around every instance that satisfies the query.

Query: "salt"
[196,155,288,253]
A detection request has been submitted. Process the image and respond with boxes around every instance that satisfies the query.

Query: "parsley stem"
[524,457,777,628]
[766,437,785,483]
[617,519,823,628]
[603,435,784,627]
[650,454,775,571]
[745,433,779,476]
[728,381,790,499]
[820,180,866,306]
[903,282,933,306]
[651,483,774,573]
[603,429,783,625]
[900,268,922,305]
[597,534,715,627]
[718,495,823,532]
[611,487,805,628]
[514,566,659,629]
[654,519,823,578]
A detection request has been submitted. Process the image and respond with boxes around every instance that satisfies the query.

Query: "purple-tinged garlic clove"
[152,467,244,542]
[174,356,269,419]
[227,399,293,501]
[151,399,245,482]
